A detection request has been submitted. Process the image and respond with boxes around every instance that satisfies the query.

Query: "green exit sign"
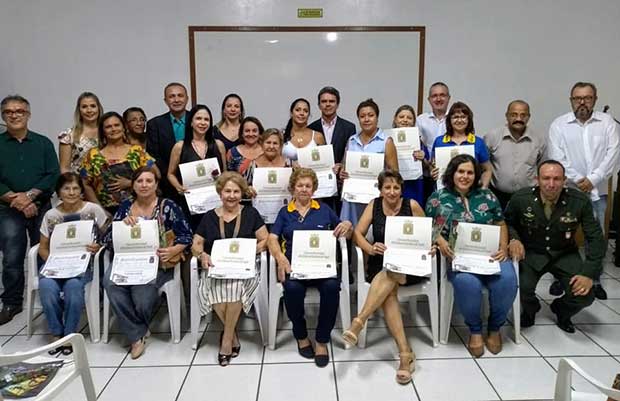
[297,8,323,18]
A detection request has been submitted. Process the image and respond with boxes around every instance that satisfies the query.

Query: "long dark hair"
[442,153,481,192]
[445,102,475,136]
[283,98,310,143]
[183,104,215,147]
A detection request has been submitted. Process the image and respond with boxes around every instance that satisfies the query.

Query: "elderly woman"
[103,166,192,359]
[167,104,227,230]
[340,98,399,226]
[342,170,427,384]
[226,117,265,180]
[282,98,326,165]
[192,171,269,366]
[431,102,492,188]
[58,92,103,174]
[268,168,352,367]
[38,173,109,354]
[214,93,245,150]
[123,107,147,148]
[425,154,517,357]
[246,128,290,196]
[80,111,156,215]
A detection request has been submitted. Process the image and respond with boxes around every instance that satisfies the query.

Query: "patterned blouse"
[425,187,504,241]
[58,128,99,173]
[80,145,155,209]
[226,146,254,180]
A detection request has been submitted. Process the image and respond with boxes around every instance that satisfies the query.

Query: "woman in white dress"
[282,98,326,165]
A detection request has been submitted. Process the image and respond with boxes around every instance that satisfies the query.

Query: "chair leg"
[439,281,454,345]
[103,292,110,344]
[339,289,351,350]
[427,290,440,348]
[190,292,200,350]
[254,290,269,346]
[357,285,370,349]
[512,289,521,344]
[166,286,182,344]
[26,289,36,339]
[84,286,100,343]
[268,294,281,350]
[408,297,418,326]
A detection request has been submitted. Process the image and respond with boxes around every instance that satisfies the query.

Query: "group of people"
[0,79,616,384]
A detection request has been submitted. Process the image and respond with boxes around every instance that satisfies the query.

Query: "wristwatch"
[25,190,36,201]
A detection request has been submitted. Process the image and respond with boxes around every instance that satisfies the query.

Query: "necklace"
[191,140,207,158]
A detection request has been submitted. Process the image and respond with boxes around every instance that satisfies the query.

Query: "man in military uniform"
[505,160,604,333]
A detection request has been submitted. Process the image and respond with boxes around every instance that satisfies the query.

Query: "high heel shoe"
[232,331,241,358]
[342,317,365,346]
[396,350,416,385]
[218,332,232,367]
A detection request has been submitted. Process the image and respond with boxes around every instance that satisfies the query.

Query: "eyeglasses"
[570,96,594,103]
[1,109,29,117]
[127,117,146,124]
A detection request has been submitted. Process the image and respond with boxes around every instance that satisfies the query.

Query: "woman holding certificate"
[38,173,109,354]
[193,172,269,367]
[268,168,353,367]
[80,111,156,215]
[226,117,265,180]
[282,98,326,164]
[342,169,426,384]
[425,154,517,357]
[103,166,192,359]
[339,98,398,226]
[213,93,245,151]
[167,104,227,229]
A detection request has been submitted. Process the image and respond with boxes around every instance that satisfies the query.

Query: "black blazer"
[146,111,187,198]
[308,116,356,164]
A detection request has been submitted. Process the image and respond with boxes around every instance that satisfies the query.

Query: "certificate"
[452,222,501,275]
[297,145,337,198]
[291,230,337,279]
[341,151,384,204]
[383,216,433,277]
[252,167,292,223]
[434,145,475,190]
[179,158,223,214]
[385,127,423,180]
[110,220,159,285]
[41,220,94,279]
[208,238,257,279]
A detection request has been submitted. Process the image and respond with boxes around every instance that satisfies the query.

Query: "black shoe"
[297,340,315,359]
[550,301,575,333]
[520,303,541,328]
[0,305,22,325]
[549,280,564,296]
[315,350,330,367]
[593,284,608,300]
[232,332,241,358]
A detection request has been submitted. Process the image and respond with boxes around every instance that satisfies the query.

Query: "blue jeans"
[448,260,517,334]
[0,203,49,306]
[282,277,340,344]
[39,268,92,336]
[102,267,172,343]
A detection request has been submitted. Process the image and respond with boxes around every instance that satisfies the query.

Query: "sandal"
[396,351,416,385]
[342,317,365,346]
[231,332,241,358]
[218,332,233,366]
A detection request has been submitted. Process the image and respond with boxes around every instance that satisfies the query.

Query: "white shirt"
[548,111,620,200]
[321,116,337,145]
[417,112,447,149]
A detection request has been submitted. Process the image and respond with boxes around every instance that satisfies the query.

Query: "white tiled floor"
[2,259,620,400]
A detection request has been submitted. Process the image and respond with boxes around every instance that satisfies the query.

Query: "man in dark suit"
[146,82,189,200]
[308,86,356,216]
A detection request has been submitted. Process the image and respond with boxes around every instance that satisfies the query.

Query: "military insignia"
[66,225,76,239]
[450,148,459,159]
[527,206,532,212]
[397,131,407,143]
[471,228,482,242]
[403,221,413,235]
[360,155,369,168]
[229,241,240,253]
[309,234,320,248]
[130,226,141,239]
[523,212,535,219]
[268,170,277,184]
[311,149,320,161]
[196,164,206,177]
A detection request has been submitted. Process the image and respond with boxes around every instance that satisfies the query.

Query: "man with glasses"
[0,95,59,324]
[547,82,620,300]
[483,100,547,209]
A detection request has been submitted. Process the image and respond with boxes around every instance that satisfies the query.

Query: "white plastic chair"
[354,245,439,348]
[102,249,187,344]
[439,256,521,344]
[0,333,96,401]
[268,236,351,350]
[26,245,101,342]
[554,357,620,401]
[189,251,269,350]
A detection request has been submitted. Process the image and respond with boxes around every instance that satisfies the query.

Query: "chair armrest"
[28,244,40,287]
[0,333,88,366]
[338,237,349,288]
[355,246,365,284]
[555,357,620,400]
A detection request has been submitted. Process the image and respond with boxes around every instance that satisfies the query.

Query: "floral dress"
[58,128,99,173]
[80,145,155,210]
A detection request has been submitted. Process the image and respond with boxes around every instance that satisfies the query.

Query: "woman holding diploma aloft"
[167,104,226,230]
[425,154,517,357]
[192,172,269,367]
[103,166,192,359]
[339,99,398,226]
[342,169,427,384]
[268,168,353,367]
[38,173,109,354]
